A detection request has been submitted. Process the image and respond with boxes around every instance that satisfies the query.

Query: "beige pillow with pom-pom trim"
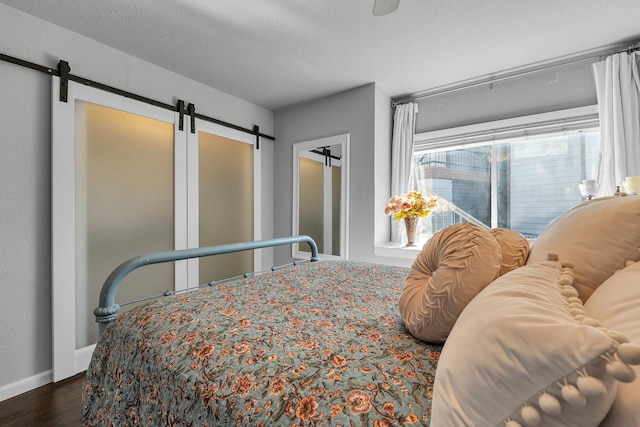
[585,260,640,426]
[527,195,640,301]
[431,255,640,427]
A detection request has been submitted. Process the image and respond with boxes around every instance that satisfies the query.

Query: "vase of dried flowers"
[384,191,438,247]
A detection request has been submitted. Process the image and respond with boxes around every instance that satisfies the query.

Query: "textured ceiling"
[1,0,639,111]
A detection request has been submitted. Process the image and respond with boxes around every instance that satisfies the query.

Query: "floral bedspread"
[82,260,441,426]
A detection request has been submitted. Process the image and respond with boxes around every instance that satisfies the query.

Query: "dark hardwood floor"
[0,373,84,427]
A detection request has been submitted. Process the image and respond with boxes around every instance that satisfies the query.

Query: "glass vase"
[404,216,418,247]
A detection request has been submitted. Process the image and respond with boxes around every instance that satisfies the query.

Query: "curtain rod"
[0,51,275,141]
[392,42,640,107]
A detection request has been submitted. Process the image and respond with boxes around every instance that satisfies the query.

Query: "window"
[412,106,600,240]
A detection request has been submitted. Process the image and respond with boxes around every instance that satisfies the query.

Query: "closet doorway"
[51,78,259,381]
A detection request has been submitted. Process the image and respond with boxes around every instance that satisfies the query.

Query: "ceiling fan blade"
[373,0,400,16]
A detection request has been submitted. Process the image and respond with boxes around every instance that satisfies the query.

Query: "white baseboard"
[0,370,52,402]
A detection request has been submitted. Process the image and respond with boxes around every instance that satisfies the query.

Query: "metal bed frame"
[93,235,319,335]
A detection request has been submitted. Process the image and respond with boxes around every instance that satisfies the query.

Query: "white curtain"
[593,51,640,196]
[390,102,417,243]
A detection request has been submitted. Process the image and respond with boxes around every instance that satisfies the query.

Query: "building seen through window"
[413,130,600,240]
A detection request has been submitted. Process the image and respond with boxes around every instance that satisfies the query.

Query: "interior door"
[51,78,187,381]
[185,119,261,287]
[52,79,261,381]
[297,150,343,256]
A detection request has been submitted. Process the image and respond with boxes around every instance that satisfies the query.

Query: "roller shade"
[414,106,599,153]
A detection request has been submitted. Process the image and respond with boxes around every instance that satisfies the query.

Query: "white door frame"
[51,77,186,381]
[186,118,262,287]
[292,134,350,260]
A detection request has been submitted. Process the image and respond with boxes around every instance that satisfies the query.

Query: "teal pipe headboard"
[94,235,319,336]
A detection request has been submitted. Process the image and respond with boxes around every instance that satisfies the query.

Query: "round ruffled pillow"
[489,228,530,276]
[399,223,502,343]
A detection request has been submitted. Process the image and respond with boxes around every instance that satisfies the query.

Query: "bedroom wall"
[0,3,274,400]
[414,60,598,132]
[274,59,602,269]
[273,83,405,267]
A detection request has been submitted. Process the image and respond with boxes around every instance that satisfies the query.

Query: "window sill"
[374,243,422,260]
[376,237,537,261]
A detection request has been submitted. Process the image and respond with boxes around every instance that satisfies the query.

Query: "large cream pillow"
[431,258,640,426]
[585,260,640,426]
[527,196,640,301]
[399,223,501,343]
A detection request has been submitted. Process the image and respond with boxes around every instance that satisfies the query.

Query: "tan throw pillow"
[431,258,640,427]
[527,196,640,301]
[585,261,640,426]
[399,222,501,343]
[490,227,530,276]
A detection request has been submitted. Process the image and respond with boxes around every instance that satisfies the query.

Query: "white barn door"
[185,119,261,287]
[51,78,261,382]
[51,78,187,382]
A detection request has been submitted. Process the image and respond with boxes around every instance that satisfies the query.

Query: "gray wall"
[274,61,601,270]
[273,83,400,266]
[0,3,273,397]
[415,61,598,133]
